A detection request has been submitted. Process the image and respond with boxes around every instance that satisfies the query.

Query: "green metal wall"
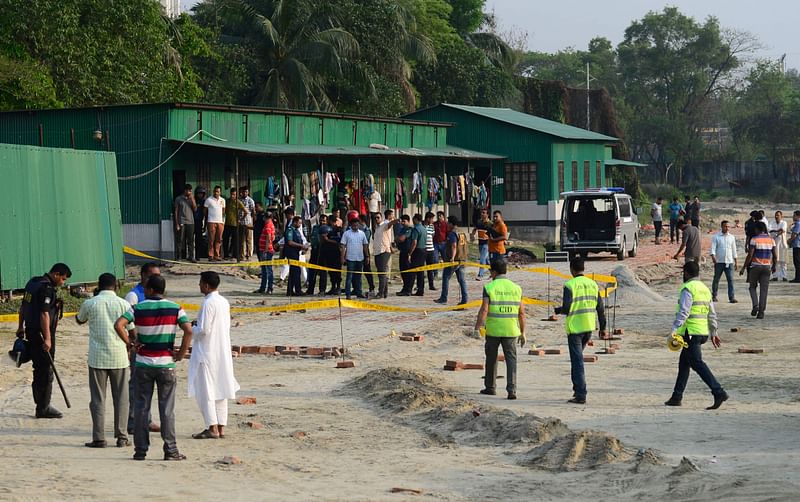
[0,104,170,225]
[551,142,607,194]
[406,106,612,205]
[0,143,124,289]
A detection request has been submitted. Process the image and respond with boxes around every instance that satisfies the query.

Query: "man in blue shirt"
[668,197,683,244]
[340,218,370,300]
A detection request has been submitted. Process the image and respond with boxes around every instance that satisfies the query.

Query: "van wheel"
[617,238,626,261]
[628,236,638,258]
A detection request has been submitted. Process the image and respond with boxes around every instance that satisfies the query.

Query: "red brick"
[258,346,276,355]
[463,363,485,370]
[322,350,333,359]
[246,421,263,429]
[613,328,624,335]
[443,365,463,371]
[231,351,240,358]
[738,347,764,354]
[336,360,355,368]
[587,340,594,347]
[445,359,463,368]
[497,354,505,362]
[390,488,423,495]
[528,349,545,356]
[281,350,300,356]
[544,349,563,355]
[332,348,342,357]
[583,355,598,363]
[610,343,621,350]
[547,314,558,321]
[402,332,417,337]
[275,345,287,353]
[306,347,325,356]
[218,455,241,465]
[240,346,259,354]
[399,335,415,341]
[597,347,616,354]
[413,335,425,342]
[236,396,257,405]
[290,430,307,439]
[231,345,241,353]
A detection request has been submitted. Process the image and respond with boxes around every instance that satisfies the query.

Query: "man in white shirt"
[368,191,382,216]
[203,185,226,261]
[710,220,738,303]
[651,197,663,244]
[340,218,370,300]
[372,210,395,299]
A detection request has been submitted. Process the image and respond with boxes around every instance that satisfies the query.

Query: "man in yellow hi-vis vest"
[554,258,606,404]
[474,258,526,400]
[665,261,728,410]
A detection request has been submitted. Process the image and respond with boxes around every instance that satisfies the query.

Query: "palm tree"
[230,0,362,111]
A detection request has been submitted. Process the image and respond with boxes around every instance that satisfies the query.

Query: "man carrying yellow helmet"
[665,261,729,410]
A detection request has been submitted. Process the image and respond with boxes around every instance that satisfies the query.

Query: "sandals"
[192,429,220,439]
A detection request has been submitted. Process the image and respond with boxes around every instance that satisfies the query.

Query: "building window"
[558,161,565,193]
[196,162,210,190]
[596,161,601,187]
[571,161,578,190]
[504,163,537,201]
[583,161,590,188]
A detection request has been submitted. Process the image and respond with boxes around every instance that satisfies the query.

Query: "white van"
[560,188,639,261]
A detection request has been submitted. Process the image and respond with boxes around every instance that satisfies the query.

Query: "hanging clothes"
[412,172,422,194]
[266,176,276,205]
[282,173,290,197]
[395,178,405,211]
[301,173,311,199]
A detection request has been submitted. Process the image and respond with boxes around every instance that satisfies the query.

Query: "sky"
[181,0,800,69]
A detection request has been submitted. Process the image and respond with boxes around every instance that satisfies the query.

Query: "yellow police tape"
[0,296,553,322]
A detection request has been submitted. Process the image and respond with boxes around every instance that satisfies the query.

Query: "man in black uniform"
[16,263,71,418]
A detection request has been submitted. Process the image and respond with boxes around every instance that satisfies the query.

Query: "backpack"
[455,232,468,261]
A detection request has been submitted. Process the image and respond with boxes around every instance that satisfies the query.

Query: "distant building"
[160,0,180,18]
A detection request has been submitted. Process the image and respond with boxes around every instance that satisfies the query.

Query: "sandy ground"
[1,204,799,501]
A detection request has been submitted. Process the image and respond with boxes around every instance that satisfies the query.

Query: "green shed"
[0,143,124,289]
[405,104,621,242]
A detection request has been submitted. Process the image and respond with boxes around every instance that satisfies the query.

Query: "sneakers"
[116,437,130,448]
[664,397,682,406]
[707,391,729,410]
[164,451,187,461]
[479,388,496,396]
[35,406,63,419]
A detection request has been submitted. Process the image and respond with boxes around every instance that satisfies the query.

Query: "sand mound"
[611,265,665,303]
[521,430,634,471]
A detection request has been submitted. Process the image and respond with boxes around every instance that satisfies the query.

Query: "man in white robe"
[189,271,240,439]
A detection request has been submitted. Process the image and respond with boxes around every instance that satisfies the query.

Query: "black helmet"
[8,337,31,367]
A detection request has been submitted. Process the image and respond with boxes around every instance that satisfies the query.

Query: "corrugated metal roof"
[605,158,647,167]
[170,138,505,160]
[435,104,619,142]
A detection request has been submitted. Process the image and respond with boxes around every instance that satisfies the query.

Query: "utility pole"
[585,62,595,130]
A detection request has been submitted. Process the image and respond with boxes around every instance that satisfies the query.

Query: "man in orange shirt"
[489,210,508,261]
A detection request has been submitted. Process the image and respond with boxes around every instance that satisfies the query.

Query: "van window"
[618,197,631,218]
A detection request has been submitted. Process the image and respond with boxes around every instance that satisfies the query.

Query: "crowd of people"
[652,196,800,320]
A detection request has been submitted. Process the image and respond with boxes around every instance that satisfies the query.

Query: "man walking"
[203,186,225,261]
[115,275,192,461]
[373,210,395,299]
[673,220,701,263]
[77,273,131,448]
[434,216,468,306]
[554,258,606,404]
[17,263,71,418]
[710,220,738,303]
[790,210,800,283]
[651,197,664,244]
[474,258,526,400]
[740,221,776,319]
[340,217,370,300]
[189,272,240,439]
[489,210,508,261]
[665,261,728,410]
[668,197,683,244]
[174,184,197,262]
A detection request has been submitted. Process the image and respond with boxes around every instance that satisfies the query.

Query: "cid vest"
[564,275,599,335]
[675,279,711,335]
[484,277,522,337]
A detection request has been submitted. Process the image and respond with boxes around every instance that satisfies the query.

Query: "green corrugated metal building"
[0,143,124,289]
[405,104,622,242]
[0,103,501,254]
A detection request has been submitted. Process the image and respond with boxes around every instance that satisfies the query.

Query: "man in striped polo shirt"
[740,221,777,319]
[424,212,438,290]
[115,275,192,461]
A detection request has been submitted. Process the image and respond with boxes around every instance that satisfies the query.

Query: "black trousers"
[363,257,375,291]
[399,251,412,293]
[286,262,303,296]
[306,246,325,294]
[411,249,426,293]
[28,333,55,413]
[222,225,238,258]
[425,250,436,289]
[322,244,340,291]
[793,248,800,281]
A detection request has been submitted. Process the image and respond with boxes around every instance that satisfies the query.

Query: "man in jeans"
[174,184,197,262]
[710,220,738,303]
[555,258,606,404]
[673,219,701,263]
[790,210,800,283]
[668,197,683,244]
[340,218,370,300]
[424,212,437,291]
[395,215,414,296]
[471,209,491,279]
[740,221,776,319]
[434,216,468,306]
[474,258,526,400]
[77,273,132,448]
[372,210,395,299]
[115,275,192,461]
[411,214,428,295]
[256,211,276,294]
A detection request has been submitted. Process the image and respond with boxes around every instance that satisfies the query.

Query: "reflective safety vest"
[675,279,711,335]
[484,277,522,337]
[564,275,599,335]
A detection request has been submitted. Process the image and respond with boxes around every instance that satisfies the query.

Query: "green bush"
[769,186,792,203]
